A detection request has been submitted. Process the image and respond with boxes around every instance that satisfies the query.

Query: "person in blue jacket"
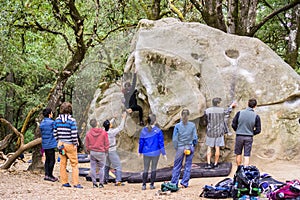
[40,108,58,182]
[170,109,198,188]
[139,114,167,190]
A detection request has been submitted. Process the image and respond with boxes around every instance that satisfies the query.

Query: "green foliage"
[24,128,35,144]
[256,1,288,56]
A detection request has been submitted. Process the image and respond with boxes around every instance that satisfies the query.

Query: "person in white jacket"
[103,112,127,186]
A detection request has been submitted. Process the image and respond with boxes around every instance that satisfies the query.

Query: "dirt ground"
[0,153,299,200]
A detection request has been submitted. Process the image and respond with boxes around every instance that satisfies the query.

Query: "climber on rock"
[122,68,144,126]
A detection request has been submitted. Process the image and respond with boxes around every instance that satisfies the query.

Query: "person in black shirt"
[122,70,144,126]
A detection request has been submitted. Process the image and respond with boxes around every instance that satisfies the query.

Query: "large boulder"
[87,18,300,170]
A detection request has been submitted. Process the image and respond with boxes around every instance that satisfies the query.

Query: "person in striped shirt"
[204,98,236,169]
[54,102,83,189]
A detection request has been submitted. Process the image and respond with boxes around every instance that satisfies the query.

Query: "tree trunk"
[27,0,89,171]
[201,0,227,32]
[151,0,161,20]
[27,123,44,172]
[227,0,238,34]
[3,72,15,153]
[237,0,258,35]
[286,4,300,69]
[1,138,41,170]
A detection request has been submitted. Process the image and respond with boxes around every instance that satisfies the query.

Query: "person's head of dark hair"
[124,82,131,90]
[43,108,52,118]
[181,109,190,124]
[59,102,72,114]
[147,114,156,131]
[248,98,257,108]
[212,97,222,106]
[90,119,98,128]
[103,120,110,131]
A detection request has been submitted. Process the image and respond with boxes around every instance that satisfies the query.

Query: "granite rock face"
[87,18,300,168]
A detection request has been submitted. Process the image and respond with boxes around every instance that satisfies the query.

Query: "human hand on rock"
[126,108,133,114]
[230,101,237,108]
[122,112,127,119]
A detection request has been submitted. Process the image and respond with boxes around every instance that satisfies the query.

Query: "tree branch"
[0,72,9,81]
[189,0,203,13]
[261,0,290,33]
[0,134,13,151]
[95,24,137,43]
[86,0,100,48]
[50,0,75,29]
[0,118,22,139]
[14,22,75,54]
[45,64,59,75]
[20,103,44,136]
[249,0,300,36]
[169,0,185,21]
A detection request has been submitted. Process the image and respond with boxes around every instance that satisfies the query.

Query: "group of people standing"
[40,102,84,188]
[138,97,261,190]
[40,83,261,190]
[203,97,261,169]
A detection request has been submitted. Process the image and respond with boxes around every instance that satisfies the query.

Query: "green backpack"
[161,182,179,192]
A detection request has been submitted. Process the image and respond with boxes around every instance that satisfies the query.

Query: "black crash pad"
[85,171,132,182]
[77,154,90,163]
[85,162,232,183]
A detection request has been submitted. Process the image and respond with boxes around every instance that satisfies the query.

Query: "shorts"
[205,136,224,147]
[234,135,253,156]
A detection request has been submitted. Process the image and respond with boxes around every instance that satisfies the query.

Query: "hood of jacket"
[89,128,105,137]
[58,114,72,123]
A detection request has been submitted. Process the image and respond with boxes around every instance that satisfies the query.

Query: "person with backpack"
[139,114,167,190]
[170,109,198,188]
[40,108,58,182]
[53,102,83,188]
[122,68,144,126]
[85,118,109,188]
[103,112,127,186]
[203,97,236,169]
[231,98,261,166]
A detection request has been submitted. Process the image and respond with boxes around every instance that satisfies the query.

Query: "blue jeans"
[104,151,122,182]
[171,145,194,187]
[90,151,106,184]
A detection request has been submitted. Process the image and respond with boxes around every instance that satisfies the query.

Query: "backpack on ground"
[232,165,261,199]
[199,177,233,199]
[161,182,179,192]
[267,179,300,200]
[259,172,285,194]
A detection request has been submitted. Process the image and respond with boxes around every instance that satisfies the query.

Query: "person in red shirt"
[85,118,109,188]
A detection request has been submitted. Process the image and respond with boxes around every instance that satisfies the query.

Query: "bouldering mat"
[85,162,232,183]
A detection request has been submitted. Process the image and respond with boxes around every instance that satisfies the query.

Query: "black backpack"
[232,165,261,199]
[199,178,233,199]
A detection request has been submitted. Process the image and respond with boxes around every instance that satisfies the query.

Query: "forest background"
[0,0,300,171]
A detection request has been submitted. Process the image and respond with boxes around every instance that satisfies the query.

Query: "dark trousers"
[130,104,143,122]
[44,148,56,177]
[142,155,159,186]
